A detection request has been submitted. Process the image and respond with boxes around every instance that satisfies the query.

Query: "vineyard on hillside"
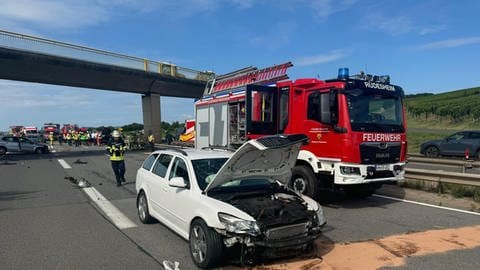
[406,87,480,123]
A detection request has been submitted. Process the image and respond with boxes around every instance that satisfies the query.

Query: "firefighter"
[106,130,127,186]
[96,132,102,146]
[74,131,80,147]
[147,131,155,152]
[66,132,72,146]
[49,132,54,146]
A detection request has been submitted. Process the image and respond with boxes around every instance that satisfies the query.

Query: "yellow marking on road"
[255,225,480,270]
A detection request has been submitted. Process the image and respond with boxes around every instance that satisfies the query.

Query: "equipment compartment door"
[246,85,278,136]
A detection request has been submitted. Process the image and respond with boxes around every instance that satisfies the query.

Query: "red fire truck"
[195,63,407,198]
[43,123,60,140]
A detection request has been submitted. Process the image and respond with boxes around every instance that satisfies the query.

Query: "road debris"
[163,260,180,270]
[64,176,91,188]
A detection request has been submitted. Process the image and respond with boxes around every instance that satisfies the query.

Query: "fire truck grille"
[360,143,401,164]
[365,170,395,179]
[265,223,308,240]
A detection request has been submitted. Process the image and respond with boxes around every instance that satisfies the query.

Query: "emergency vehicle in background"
[43,123,60,140]
[61,124,79,134]
[9,125,24,136]
[8,126,39,137]
[23,126,39,136]
[195,63,407,198]
[179,119,196,143]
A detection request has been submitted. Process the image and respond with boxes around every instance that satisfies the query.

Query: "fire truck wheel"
[290,165,317,198]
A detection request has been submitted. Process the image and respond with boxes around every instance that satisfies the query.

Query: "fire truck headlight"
[340,166,360,175]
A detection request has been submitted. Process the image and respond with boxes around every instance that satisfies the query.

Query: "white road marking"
[373,194,480,216]
[83,187,137,229]
[57,158,136,229]
[57,159,71,169]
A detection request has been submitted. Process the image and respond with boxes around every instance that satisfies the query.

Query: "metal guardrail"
[405,168,480,187]
[406,154,480,186]
[408,156,480,168]
[0,29,214,81]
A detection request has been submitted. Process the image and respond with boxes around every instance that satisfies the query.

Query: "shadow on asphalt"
[315,183,406,209]
[0,190,39,202]
[2,149,147,162]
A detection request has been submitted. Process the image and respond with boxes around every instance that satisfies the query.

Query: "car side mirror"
[169,177,188,188]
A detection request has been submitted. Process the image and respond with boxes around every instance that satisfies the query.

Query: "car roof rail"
[201,145,236,152]
[157,147,188,156]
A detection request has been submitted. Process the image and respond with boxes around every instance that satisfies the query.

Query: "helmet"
[112,130,121,138]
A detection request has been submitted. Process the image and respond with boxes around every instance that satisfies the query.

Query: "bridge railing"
[0,30,214,81]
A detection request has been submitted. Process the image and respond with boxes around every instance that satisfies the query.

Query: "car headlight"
[315,203,327,227]
[218,213,260,236]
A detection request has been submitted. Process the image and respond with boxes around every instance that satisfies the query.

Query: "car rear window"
[142,153,158,171]
[152,154,173,178]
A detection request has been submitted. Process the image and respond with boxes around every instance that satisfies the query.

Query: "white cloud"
[418,37,480,49]
[0,81,96,109]
[310,0,358,21]
[0,0,198,31]
[0,0,109,30]
[249,21,297,49]
[294,50,348,67]
[365,14,413,36]
[419,25,446,36]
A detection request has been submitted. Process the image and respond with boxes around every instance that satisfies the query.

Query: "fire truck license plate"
[375,164,390,171]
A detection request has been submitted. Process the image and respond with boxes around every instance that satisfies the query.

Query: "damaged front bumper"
[216,222,322,258]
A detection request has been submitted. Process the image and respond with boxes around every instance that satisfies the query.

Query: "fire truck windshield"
[346,89,404,133]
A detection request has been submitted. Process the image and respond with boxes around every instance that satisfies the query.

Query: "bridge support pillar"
[142,94,161,143]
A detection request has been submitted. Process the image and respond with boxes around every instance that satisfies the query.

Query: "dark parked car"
[420,131,480,159]
[0,136,49,154]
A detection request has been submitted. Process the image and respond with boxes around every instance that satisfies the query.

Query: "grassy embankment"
[404,86,480,202]
[406,86,480,154]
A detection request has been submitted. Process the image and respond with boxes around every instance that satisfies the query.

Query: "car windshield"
[191,158,228,191]
[346,89,404,132]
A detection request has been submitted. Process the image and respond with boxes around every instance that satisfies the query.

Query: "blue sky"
[1,0,480,130]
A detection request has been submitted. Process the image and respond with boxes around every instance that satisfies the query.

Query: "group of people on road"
[47,130,104,147]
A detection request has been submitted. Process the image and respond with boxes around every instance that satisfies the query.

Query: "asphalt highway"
[1,145,479,269]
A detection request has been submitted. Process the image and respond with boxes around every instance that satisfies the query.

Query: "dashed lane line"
[83,187,137,229]
[57,159,71,169]
[58,159,137,229]
[373,194,480,216]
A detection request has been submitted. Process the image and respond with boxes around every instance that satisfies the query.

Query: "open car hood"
[204,134,308,193]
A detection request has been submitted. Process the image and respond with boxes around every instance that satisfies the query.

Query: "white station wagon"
[135,134,326,268]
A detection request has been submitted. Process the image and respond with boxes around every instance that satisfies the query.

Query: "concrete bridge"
[0,29,213,141]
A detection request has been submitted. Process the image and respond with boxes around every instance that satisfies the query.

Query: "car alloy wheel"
[425,146,439,157]
[189,219,222,268]
[137,192,154,224]
[191,224,207,263]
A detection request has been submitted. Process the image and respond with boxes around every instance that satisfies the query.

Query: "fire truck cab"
[195,65,407,198]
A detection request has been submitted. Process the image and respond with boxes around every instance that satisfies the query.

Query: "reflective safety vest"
[107,140,127,161]
[148,134,155,143]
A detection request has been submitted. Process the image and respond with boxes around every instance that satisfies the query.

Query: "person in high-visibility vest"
[66,132,72,146]
[147,132,155,152]
[107,130,127,186]
[48,132,54,146]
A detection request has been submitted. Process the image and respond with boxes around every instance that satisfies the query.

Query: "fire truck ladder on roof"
[204,62,293,95]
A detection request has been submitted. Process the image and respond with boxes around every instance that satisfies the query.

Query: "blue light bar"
[338,67,349,79]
